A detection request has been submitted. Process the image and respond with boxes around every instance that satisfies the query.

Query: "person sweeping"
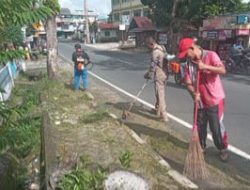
[178,38,229,178]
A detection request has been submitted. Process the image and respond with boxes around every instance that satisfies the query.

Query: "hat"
[178,38,194,58]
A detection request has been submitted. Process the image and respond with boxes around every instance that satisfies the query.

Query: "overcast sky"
[59,0,111,16]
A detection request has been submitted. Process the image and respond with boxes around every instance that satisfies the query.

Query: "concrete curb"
[108,112,198,189]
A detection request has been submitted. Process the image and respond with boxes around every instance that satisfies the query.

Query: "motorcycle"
[225,50,250,75]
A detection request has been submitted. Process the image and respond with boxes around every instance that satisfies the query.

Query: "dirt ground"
[38,57,250,189]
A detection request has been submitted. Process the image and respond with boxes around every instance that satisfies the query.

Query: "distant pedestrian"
[72,43,90,90]
[178,38,229,162]
[144,36,168,122]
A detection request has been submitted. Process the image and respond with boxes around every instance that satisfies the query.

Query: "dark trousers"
[197,99,228,150]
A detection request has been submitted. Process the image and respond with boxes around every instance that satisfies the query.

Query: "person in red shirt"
[178,38,229,162]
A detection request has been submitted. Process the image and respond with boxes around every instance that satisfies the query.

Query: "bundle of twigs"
[183,70,208,180]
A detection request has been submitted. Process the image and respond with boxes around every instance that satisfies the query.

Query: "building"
[128,16,156,47]
[56,8,98,39]
[200,13,250,60]
[98,23,119,42]
[111,0,149,24]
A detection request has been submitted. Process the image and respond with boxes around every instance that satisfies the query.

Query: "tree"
[141,0,250,29]
[0,0,60,79]
[43,0,60,79]
[141,0,250,51]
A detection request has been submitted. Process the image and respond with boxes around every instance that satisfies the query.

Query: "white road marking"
[61,54,250,161]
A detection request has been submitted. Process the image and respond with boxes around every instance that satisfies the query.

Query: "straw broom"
[183,70,208,180]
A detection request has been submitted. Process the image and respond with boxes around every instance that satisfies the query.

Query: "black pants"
[197,100,228,150]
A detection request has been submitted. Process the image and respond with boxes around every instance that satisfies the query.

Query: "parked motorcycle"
[225,50,250,75]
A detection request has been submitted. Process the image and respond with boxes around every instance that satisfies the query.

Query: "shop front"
[200,14,250,60]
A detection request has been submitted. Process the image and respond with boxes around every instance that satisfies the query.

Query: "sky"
[59,0,111,17]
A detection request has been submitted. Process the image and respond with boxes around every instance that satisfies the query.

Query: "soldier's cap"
[178,38,194,58]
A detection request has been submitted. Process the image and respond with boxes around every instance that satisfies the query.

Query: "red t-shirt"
[186,50,225,108]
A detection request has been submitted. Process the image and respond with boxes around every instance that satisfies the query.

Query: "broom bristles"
[183,129,209,180]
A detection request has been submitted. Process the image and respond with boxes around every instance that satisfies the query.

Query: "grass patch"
[119,150,133,169]
[58,156,107,190]
[79,111,111,124]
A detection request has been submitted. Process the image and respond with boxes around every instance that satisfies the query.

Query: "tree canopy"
[0,0,60,63]
[141,0,250,29]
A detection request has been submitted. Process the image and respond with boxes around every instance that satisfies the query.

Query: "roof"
[129,28,156,33]
[129,16,156,32]
[99,23,119,30]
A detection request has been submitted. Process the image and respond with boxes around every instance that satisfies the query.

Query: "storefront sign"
[218,30,232,40]
[224,30,232,38]
[236,29,249,36]
[206,31,218,40]
[202,31,207,38]
[237,15,249,24]
[218,30,226,40]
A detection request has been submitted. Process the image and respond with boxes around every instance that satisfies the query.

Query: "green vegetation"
[0,74,47,189]
[58,156,106,190]
[119,150,133,169]
[141,0,250,29]
[0,0,59,64]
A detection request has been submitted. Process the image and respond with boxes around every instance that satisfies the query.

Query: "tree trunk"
[46,16,59,79]
[169,0,179,53]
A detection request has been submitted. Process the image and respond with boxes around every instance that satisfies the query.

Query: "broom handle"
[193,70,200,131]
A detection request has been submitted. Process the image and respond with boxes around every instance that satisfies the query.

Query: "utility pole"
[84,0,90,44]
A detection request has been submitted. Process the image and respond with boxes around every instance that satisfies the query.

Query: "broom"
[183,70,208,180]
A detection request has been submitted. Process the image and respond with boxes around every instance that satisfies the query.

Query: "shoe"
[163,117,169,122]
[219,149,229,162]
[162,115,169,122]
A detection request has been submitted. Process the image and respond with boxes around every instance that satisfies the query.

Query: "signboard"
[236,29,249,36]
[206,31,218,40]
[122,15,131,26]
[202,31,207,39]
[158,33,168,45]
[224,30,232,38]
[218,30,232,40]
[119,24,126,31]
[237,15,249,24]
[218,30,226,40]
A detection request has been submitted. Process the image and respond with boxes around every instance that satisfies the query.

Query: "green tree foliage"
[141,0,250,28]
[0,0,59,63]
[0,26,24,45]
[0,0,54,30]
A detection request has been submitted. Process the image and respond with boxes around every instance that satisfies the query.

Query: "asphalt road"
[58,42,250,155]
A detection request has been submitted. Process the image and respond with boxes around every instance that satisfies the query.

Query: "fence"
[0,60,25,101]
